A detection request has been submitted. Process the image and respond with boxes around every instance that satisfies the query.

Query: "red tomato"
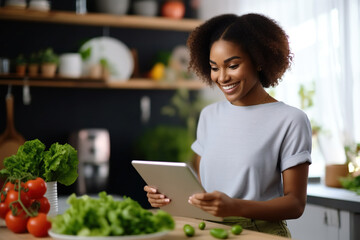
[31,197,50,214]
[161,1,185,19]
[27,213,51,237]
[5,210,29,233]
[4,182,15,192]
[0,202,9,219]
[5,189,31,208]
[25,178,47,199]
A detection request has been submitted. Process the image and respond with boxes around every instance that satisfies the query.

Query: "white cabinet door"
[287,204,350,240]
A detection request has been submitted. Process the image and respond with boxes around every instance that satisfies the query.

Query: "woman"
[144,13,312,237]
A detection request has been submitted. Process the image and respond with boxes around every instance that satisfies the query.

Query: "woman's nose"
[217,69,230,83]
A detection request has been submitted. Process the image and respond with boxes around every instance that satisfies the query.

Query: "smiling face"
[209,40,267,106]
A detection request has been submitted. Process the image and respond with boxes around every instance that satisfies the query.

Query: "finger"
[149,198,171,206]
[147,192,167,199]
[191,192,216,201]
[188,196,214,207]
[144,185,157,193]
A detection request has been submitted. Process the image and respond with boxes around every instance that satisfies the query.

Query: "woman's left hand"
[188,191,234,217]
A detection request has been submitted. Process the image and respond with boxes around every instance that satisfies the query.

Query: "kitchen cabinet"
[0,8,205,90]
[287,204,350,240]
[287,183,360,240]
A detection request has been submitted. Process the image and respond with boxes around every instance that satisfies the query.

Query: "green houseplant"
[15,54,27,77]
[28,52,41,77]
[40,48,59,78]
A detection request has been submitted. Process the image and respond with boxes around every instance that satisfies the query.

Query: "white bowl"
[96,0,129,15]
[133,0,158,17]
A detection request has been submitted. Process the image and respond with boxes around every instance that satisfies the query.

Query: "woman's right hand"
[144,185,171,208]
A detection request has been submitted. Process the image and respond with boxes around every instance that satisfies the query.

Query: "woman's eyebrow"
[224,56,241,63]
[209,56,241,65]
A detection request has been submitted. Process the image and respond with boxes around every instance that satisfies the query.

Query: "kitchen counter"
[0,216,287,240]
[306,183,360,212]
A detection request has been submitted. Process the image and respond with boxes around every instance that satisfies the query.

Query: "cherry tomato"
[1,192,4,202]
[31,197,50,214]
[5,210,29,233]
[0,202,9,219]
[25,178,47,199]
[5,189,31,208]
[4,182,15,192]
[27,213,51,237]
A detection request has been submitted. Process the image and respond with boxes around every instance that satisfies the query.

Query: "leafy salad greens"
[0,139,78,185]
[51,192,175,236]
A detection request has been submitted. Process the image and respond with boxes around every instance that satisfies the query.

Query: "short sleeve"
[280,111,312,171]
[191,109,207,156]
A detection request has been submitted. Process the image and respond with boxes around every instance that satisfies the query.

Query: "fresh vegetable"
[0,139,78,185]
[51,192,175,236]
[340,175,360,194]
[1,178,51,237]
[27,213,51,237]
[0,202,8,219]
[198,221,206,230]
[210,228,228,239]
[5,189,30,209]
[5,210,29,233]
[25,177,47,199]
[231,224,243,235]
[31,196,50,214]
[183,224,195,237]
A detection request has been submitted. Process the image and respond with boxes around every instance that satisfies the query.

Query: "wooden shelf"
[0,7,203,31]
[0,76,205,90]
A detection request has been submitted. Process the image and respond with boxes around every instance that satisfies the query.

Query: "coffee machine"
[70,129,110,195]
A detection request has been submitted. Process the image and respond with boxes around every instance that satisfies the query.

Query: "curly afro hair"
[187,13,293,88]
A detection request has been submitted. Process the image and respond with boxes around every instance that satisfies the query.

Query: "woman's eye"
[210,66,219,72]
[229,64,239,70]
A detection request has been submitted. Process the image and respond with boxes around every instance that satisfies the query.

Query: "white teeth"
[222,83,238,90]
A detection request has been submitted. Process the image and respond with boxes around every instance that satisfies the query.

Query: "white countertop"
[307,183,360,212]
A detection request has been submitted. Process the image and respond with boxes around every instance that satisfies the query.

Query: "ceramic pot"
[133,0,158,17]
[325,164,349,188]
[16,64,26,76]
[28,64,39,77]
[44,181,58,217]
[59,53,82,78]
[41,63,57,77]
[96,0,129,15]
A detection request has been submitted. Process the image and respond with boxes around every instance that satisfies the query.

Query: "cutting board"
[0,93,25,169]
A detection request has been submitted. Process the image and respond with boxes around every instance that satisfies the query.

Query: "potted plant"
[28,52,41,77]
[15,54,27,76]
[40,48,59,78]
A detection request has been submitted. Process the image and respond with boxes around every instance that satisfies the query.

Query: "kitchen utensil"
[0,58,10,74]
[0,88,25,169]
[79,36,134,81]
[69,129,110,195]
[76,0,87,14]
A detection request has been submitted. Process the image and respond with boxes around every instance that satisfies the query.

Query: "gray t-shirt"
[191,101,312,201]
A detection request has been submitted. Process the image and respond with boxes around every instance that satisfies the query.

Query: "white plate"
[79,36,133,81]
[48,230,169,240]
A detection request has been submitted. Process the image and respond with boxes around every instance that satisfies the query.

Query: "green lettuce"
[1,139,45,179]
[0,139,78,185]
[43,143,78,185]
[51,192,174,236]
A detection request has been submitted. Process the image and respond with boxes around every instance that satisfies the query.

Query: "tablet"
[132,160,222,221]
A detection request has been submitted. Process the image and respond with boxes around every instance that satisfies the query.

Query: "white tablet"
[132,160,222,221]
